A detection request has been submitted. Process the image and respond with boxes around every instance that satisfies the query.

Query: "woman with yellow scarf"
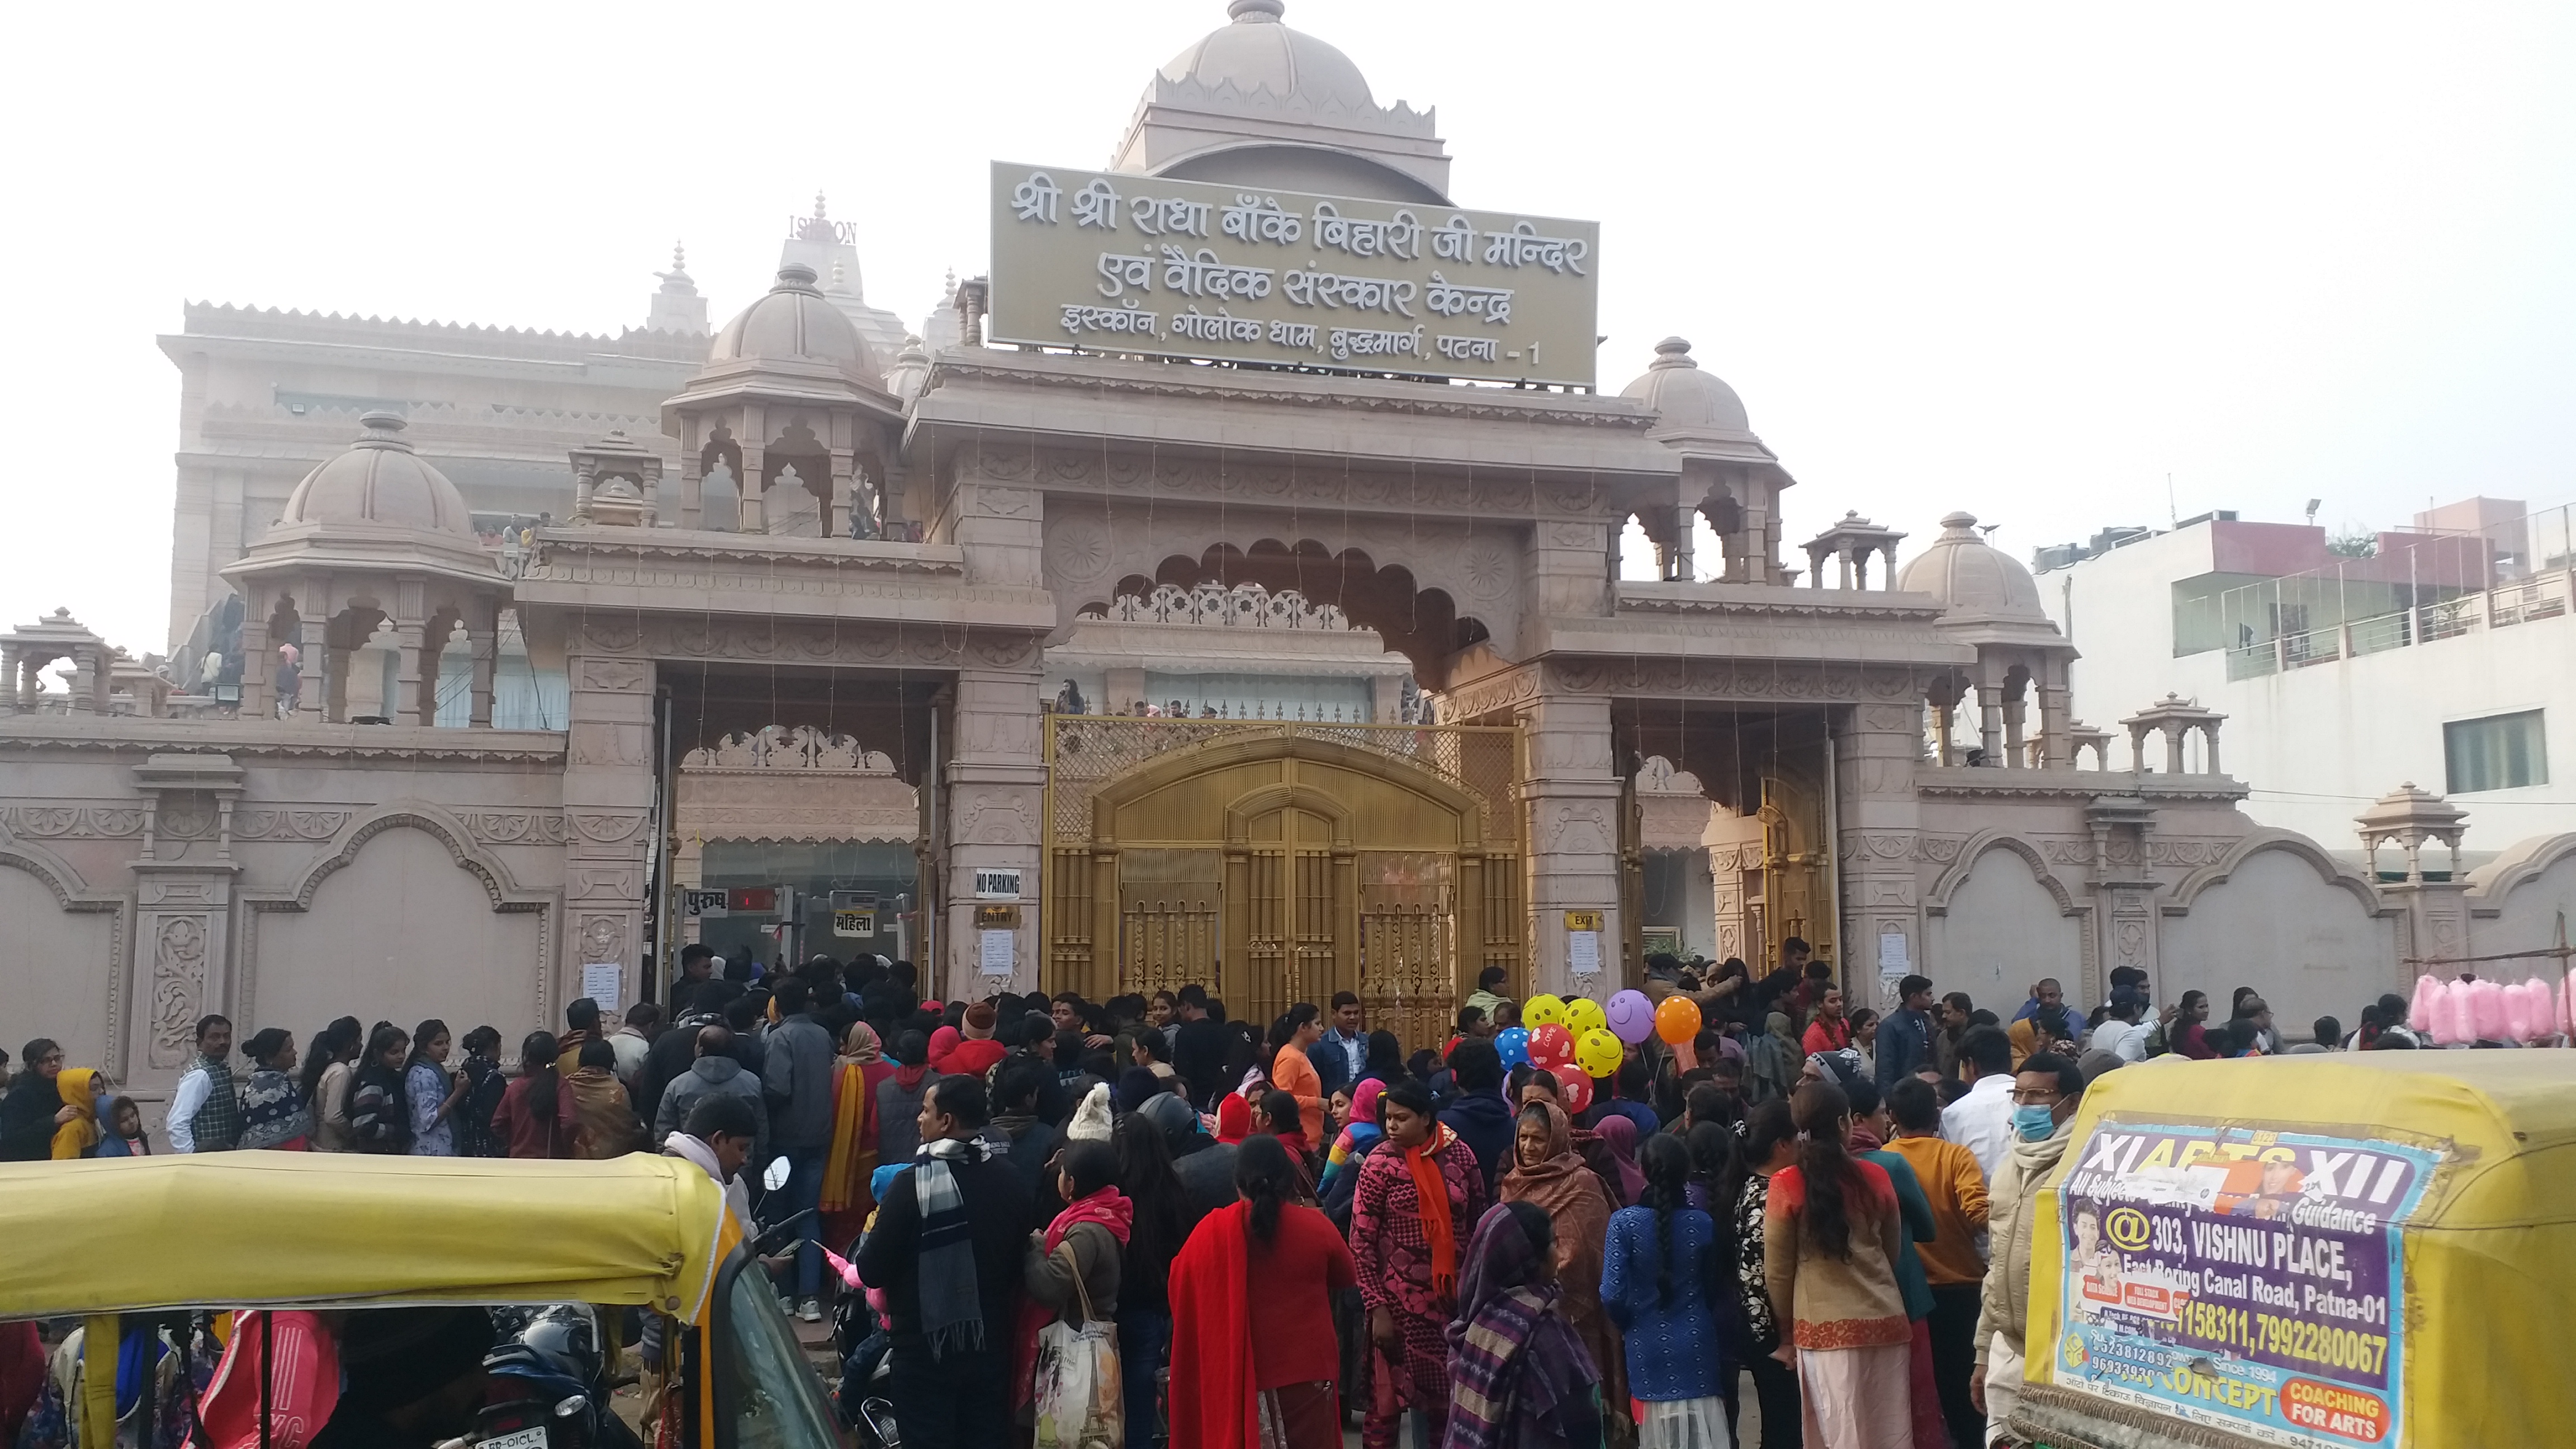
[49,1068,102,1159]
[818,1022,893,1248]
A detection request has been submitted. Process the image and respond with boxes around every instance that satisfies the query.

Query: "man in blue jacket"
[1436,1036,1514,1192]
[1877,974,1936,1088]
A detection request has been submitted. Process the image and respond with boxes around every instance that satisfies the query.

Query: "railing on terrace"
[2225,567,2574,680]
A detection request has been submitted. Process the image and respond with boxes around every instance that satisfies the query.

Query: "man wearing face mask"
[1969,1050,2083,1444]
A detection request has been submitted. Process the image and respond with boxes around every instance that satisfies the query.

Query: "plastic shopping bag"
[1030,1316,1123,1449]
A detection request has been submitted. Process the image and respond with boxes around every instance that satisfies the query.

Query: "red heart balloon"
[1528,1023,1575,1068]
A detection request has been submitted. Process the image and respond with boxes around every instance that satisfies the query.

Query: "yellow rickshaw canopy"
[0,1152,731,1323]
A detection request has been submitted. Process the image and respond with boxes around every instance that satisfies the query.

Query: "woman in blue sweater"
[1600,1133,1726,1448]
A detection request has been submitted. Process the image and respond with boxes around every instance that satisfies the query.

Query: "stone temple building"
[7,0,2572,1116]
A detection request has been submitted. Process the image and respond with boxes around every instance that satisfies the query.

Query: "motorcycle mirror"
[761,1156,792,1192]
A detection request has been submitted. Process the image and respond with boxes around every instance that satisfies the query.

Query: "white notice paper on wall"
[979,929,1016,976]
[1877,933,1910,980]
[580,963,623,1012]
[1568,930,1602,976]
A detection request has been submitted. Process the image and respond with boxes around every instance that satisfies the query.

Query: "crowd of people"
[0,936,2551,1449]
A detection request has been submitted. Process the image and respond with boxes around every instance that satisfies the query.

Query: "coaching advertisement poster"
[2046,1119,2440,1447]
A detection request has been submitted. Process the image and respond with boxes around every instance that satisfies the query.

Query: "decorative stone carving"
[1460,537,1514,602]
[1079,581,1355,631]
[148,915,209,1070]
[569,812,648,845]
[954,787,1037,845]
[1548,658,1928,702]
[235,809,352,842]
[576,915,626,963]
[456,811,570,846]
[0,806,147,839]
[577,659,650,694]
[681,727,896,774]
[157,792,219,840]
[1045,514,1114,586]
[1541,803,1614,856]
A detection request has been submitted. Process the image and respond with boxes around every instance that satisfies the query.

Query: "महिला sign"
[2046,1119,2440,1448]
[990,163,1600,388]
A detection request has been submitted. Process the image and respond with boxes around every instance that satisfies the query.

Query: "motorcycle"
[471,1304,643,1449]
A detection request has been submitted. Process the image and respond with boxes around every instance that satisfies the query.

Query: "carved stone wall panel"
[575,614,1039,670]
[0,806,147,839]
[457,811,569,846]
[145,913,211,1071]
[236,809,353,842]
[952,785,1040,847]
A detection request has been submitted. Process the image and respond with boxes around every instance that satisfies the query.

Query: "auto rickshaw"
[2008,1050,2576,1449]
[0,1151,841,1449]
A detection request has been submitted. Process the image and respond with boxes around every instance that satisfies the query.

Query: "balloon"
[1528,1023,1575,1068]
[1667,1036,1698,1072]
[1550,1062,1593,1115]
[1655,995,1703,1045]
[1575,1027,1624,1078]
[1606,989,1655,1044]
[1494,1026,1531,1069]
[1522,994,1567,1029]
[1562,997,1606,1038]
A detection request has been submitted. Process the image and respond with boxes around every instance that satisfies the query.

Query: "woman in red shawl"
[1351,1078,1488,1449]
[1171,1134,1356,1449]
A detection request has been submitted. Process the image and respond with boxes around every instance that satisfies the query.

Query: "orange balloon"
[1655,994,1703,1045]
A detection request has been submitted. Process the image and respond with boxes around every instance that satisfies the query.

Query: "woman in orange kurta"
[1268,1006,1328,1146]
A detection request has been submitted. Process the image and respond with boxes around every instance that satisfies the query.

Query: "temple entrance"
[1044,716,1520,1049]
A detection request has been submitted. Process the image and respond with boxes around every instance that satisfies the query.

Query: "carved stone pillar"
[130,753,244,1093]
[468,602,498,728]
[296,583,329,723]
[561,634,656,1022]
[2037,659,2072,768]
[1976,681,2004,764]
[237,604,271,719]
[944,662,1045,999]
[2001,694,2027,769]
[1516,688,1622,1000]
[1834,702,1924,1002]
[2085,796,2156,1008]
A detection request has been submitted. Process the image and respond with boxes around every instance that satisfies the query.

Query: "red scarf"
[1014,1186,1134,1409]
[1169,1200,1261,1449]
[1405,1123,1462,1296]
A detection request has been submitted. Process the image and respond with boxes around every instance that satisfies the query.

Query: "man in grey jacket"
[653,1025,768,1163]
[1972,1050,2085,1446]
[761,978,839,1321]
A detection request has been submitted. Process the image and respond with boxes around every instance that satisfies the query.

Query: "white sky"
[4,1,2571,652]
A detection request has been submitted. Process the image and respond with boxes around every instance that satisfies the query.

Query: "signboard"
[1878,931,1911,980]
[830,889,879,911]
[991,162,1599,387]
[727,887,778,915]
[832,911,875,939]
[680,889,729,920]
[975,904,1024,931]
[2046,1118,2440,1448]
[579,963,623,1012]
[974,868,1024,901]
[1563,910,1605,976]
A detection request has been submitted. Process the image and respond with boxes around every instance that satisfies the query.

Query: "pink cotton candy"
[2435,977,2474,1045]
[2526,978,2560,1041]
[2408,973,2440,1034]
[2503,979,2540,1043]
[2469,978,2509,1042]
[2561,975,2574,1037]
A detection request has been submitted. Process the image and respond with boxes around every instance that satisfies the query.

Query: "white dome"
[707,264,880,385]
[1157,0,1375,108]
[1898,512,2047,621]
[280,413,473,535]
[1621,337,1750,433]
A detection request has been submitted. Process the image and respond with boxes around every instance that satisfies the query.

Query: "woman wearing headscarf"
[1351,1078,1488,1449]
[236,1029,312,1151]
[1592,1114,1646,1205]
[820,1021,892,1246]
[1214,1091,1254,1146]
[1501,1101,1622,1442]
[567,1037,645,1158]
[1318,1076,1385,1200]
[1443,1200,1604,1449]
[1171,1133,1355,1449]
[1765,1083,1909,1449]
[48,1067,102,1159]
[1745,1013,1802,1106]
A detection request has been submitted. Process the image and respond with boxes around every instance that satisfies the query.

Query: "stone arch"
[1925,830,2082,917]
[2464,831,2576,964]
[2167,828,2388,917]
[0,831,129,1078]
[277,804,529,911]
[1129,539,1491,684]
[2466,831,2576,913]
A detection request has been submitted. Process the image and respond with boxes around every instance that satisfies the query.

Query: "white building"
[2037,498,2576,854]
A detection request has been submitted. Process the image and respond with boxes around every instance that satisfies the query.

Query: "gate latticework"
[1044,715,1522,1052]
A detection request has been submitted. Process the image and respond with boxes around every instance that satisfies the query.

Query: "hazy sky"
[5,1,2570,653]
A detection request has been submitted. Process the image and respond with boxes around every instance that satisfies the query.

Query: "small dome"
[1621,338,1750,432]
[280,413,473,535]
[707,264,879,383]
[1898,512,2047,621]
[1157,0,1375,108]
[882,335,932,405]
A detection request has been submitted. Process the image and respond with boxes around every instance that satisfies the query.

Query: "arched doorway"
[1044,717,1521,1049]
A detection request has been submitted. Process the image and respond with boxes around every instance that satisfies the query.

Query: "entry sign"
[680,889,729,920]
[2045,1117,2440,1449]
[1564,911,1605,976]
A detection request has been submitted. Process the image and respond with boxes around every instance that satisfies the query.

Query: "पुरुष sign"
[2044,1118,2439,1449]
[989,162,1600,388]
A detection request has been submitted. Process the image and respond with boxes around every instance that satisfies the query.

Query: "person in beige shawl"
[568,1036,645,1158]
[1499,1098,1626,1441]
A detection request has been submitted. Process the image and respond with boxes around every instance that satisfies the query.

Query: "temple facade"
[8,0,2572,1115]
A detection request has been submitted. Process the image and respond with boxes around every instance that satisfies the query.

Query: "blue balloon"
[1494,1025,1532,1068]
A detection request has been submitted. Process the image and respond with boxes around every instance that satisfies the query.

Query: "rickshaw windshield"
[716,1263,840,1449]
